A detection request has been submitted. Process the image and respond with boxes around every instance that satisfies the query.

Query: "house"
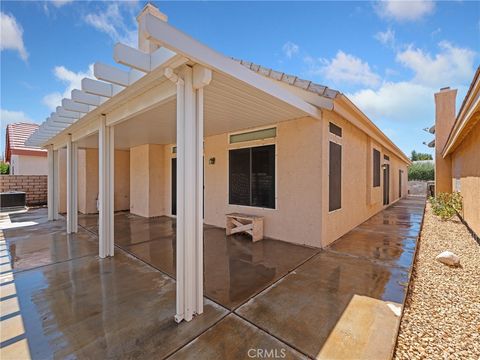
[5,122,48,175]
[26,4,410,322]
[432,67,480,238]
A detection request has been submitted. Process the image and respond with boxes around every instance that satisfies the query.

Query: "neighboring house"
[5,122,48,175]
[26,4,410,322]
[432,67,480,238]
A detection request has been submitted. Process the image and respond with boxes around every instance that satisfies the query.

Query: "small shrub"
[0,162,9,175]
[408,162,434,181]
[429,192,463,221]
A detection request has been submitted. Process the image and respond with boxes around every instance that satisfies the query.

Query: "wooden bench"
[226,213,264,242]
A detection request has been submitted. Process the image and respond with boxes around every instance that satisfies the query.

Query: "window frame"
[328,123,343,213]
[373,148,381,188]
[227,141,278,211]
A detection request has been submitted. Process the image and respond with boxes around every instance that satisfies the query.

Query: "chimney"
[434,87,457,194]
[137,3,168,53]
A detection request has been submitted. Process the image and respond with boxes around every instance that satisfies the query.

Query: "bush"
[408,162,434,181]
[0,162,9,175]
[429,192,463,221]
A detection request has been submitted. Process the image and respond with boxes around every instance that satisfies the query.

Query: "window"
[373,149,380,187]
[384,155,390,161]
[329,141,342,211]
[229,145,275,208]
[399,170,403,198]
[329,122,342,137]
[230,127,276,144]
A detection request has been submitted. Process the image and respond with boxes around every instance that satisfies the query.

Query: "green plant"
[408,161,434,181]
[429,192,463,221]
[410,150,433,161]
[0,162,9,175]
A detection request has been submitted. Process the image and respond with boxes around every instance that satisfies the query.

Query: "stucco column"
[66,136,78,233]
[434,87,457,194]
[174,65,211,323]
[98,117,115,258]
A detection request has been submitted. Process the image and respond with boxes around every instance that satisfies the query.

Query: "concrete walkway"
[0,197,424,359]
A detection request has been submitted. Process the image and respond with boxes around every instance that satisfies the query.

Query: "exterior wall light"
[209,157,215,165]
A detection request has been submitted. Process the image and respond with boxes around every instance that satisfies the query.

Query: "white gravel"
[394,204,480,359]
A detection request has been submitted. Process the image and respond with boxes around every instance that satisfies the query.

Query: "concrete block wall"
[0,175,48,205]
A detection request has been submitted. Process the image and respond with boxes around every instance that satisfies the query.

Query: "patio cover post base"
[174,65,210,323]
[98,117,115,258]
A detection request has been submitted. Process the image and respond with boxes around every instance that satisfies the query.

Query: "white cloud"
[42,65,94,111]
[375,0,435,22]
[348,82,433,122]
[1,109,37,156]
[0,12,28,61]
[50,0,74,8]
[396,41,476,88]
[282,41,299,59]
[306,51,381,87]
[375,28,395,47]
[84,3,137,46]
[0,109,34,125]
[348,40,476,125]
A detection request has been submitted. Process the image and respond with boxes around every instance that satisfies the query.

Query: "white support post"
[66,136,78,233]
[99,116,115,258]
[174,65,210,323]
[53,149,60,220]
[47,145,56,220]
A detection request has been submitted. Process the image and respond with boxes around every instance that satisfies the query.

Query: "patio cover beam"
[141,12,323,119]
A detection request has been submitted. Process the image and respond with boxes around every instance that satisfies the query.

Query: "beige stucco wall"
[10,154,48,175]
[320,110,409,247]
[201,116,324,248]
[153,115,408,248]
[60,148,130,214]
[129,144,166,217]
[451,121,480,236]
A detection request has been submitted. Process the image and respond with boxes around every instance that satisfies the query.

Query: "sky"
[1,0,479,158]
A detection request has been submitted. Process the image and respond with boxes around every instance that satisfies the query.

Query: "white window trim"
[328,123,343,214]
[227,137,278,211]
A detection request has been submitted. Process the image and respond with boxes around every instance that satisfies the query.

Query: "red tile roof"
[5,123,47,162]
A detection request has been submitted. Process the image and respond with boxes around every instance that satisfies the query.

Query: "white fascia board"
[71,89,107,106]
[141,13,322,119]
[56,107,82,119]
[114,42,177,72]
[82,78,124,98]
[62,99,92,113]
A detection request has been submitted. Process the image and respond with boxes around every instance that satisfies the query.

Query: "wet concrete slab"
[1,210,98,273]
[236,251,410,358]
[168,314,307,360]
[122,225,318,309]
[4,252,228,359]
[236,197,424,359]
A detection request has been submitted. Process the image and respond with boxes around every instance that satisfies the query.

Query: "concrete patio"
[1,197,425,359]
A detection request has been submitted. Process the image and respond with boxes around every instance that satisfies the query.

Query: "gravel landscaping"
[394,203,480,359]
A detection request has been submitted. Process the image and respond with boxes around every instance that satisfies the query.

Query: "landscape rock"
[435,251,460,267]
